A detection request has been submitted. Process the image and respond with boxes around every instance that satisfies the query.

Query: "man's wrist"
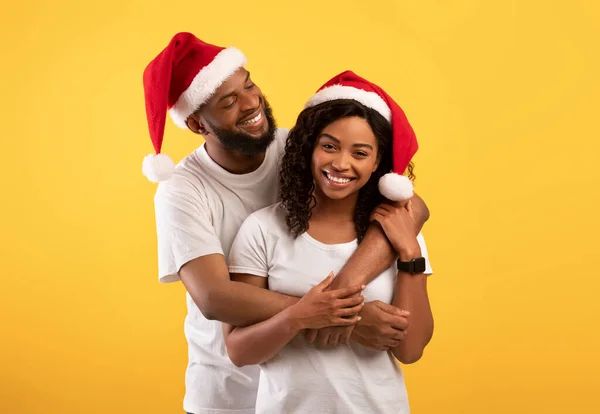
[332,270,363,289]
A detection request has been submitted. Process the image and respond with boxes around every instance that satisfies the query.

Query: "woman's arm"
[390,269,433,364]
[370,200,434,363]
[307,195,429,347]
[223,273,365,367]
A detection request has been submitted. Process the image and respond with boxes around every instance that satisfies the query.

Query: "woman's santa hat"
[305,71,418,201]
[142,32,247,182]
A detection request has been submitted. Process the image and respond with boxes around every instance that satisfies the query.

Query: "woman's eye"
[355,151,368,157]
[323,144,335,150]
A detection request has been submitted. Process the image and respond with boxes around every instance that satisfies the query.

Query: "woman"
[223,71,434,413]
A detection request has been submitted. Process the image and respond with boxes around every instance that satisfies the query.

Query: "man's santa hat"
[142,32,247,182]
[305,71,418,201]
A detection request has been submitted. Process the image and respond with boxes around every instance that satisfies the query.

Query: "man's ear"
[186,114,207,135]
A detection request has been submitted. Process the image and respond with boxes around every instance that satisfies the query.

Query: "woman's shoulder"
[245,202,288,234]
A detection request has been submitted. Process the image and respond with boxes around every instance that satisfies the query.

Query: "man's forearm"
[336,224,396,286]
[335,193,429,287]
[198,279,299,326]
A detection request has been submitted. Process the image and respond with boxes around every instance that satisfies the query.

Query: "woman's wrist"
[397,244,422,262]
[282,305,304,333]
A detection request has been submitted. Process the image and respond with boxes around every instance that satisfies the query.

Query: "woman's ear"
[372,161,379,173]
[372,153,381,173]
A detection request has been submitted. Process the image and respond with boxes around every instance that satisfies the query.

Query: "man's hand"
[370,200,421,260]
[305,325,354,348]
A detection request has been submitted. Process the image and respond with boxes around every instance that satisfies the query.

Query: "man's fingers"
[377,203,396,212]
[370,210,385,223]
[339,328,352,344]
[330,284,364,299]
[328,331,342,347]
[317,332,331,347]
[333,315,361,326]
[305,329,318,344]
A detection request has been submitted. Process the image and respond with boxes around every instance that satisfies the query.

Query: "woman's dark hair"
[279,99,415,242]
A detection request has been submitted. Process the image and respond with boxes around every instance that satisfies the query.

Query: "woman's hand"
[352,301,410,351]
[287,272,365,331]
[370,201,421,261]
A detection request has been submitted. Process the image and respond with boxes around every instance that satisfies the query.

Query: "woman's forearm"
[391,272,433,364]
[224,307,301,367]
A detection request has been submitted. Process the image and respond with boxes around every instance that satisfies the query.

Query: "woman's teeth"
[326,173,351,184]
[240,112,262,125]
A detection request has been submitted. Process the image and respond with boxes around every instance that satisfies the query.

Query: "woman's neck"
[310,188,358,224]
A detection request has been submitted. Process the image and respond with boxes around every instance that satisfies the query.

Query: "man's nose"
[238,90,260,113]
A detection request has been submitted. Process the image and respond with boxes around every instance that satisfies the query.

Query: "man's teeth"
[327,173,351,184]
[240,112,262,125]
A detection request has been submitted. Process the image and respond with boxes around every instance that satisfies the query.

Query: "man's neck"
[204,141,266,174]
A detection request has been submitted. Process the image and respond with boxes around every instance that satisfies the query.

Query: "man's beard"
[208,98,277,155]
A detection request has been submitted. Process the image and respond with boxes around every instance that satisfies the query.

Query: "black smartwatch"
[396,257,426,274]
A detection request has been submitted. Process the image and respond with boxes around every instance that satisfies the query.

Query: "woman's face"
[311,116,380,201]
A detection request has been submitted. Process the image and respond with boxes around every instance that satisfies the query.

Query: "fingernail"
[361,285,366,290]
[357,316,362,321]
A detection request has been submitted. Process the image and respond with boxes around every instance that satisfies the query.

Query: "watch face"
[414,257,426,273]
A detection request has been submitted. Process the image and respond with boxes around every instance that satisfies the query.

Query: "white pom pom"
[142,153,175,183]
[378,173,414,201]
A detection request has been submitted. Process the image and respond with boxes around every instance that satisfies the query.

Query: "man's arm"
[335,193,429,286]
[179,254,299,326]
[223,273,364,367]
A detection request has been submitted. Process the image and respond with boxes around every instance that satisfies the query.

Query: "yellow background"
[1,0,599,413]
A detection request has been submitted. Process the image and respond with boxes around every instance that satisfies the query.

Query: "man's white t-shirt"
[228,203,433,414]
[153,129,288,414]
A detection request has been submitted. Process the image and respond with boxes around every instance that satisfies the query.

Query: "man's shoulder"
[273,127,289,151]
[275,127,290,139]
[155,154,208,203]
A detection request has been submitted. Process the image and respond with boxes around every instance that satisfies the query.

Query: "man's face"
[190,68,277,154]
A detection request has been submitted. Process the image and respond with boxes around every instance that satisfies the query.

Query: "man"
[142,32,430,414]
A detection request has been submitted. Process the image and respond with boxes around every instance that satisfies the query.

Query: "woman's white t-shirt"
[228,203,433,414]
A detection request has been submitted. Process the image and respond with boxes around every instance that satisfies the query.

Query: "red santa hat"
[142,32,247,182]
[305,71,418,201]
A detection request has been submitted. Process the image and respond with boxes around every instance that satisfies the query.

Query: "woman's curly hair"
[279,99,415,243]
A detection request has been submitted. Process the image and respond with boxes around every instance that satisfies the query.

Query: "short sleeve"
[154,177,224,283]
[416,232,434,275]
[228,214,269,277]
